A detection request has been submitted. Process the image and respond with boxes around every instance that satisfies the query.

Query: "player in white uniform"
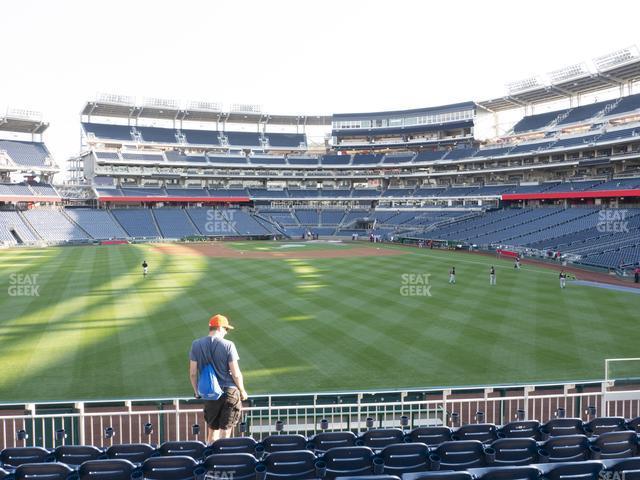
[449,267,456,284]
[489,266,496,285]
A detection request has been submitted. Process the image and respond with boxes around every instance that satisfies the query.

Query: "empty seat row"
[3,438,640,480]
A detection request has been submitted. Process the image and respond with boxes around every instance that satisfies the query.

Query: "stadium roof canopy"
[478,46,640,112]
[81,94,331,126]
[0,109,48,134]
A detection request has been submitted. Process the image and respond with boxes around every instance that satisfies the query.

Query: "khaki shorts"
[203,388,242,430]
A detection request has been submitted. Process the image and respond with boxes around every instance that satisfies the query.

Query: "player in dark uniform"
[142,260,148,277]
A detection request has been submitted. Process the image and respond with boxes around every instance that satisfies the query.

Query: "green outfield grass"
[0,242,637,403]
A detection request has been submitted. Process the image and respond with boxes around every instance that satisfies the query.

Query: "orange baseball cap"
[209,314,234,330]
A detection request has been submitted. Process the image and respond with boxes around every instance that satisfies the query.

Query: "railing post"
[174,399,180,441]
[524,386,533,420]
[443,390,451,426]
[74,402,85,445]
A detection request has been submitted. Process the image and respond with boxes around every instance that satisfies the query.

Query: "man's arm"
[229,360,248,400]
[189,360,199,397]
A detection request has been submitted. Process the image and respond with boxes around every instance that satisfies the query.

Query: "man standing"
[189,314,248,444]
[634,264,640,284]
[449,266,456,284]
[142,260,148,277]
[559,270,566,289]
[489,266,496,285]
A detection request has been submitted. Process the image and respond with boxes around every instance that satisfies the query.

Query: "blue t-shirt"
[189,336,239,388]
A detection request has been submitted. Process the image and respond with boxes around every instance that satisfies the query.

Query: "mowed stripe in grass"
[0,243,637,402]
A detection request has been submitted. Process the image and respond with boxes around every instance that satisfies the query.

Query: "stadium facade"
[0,47,639,268]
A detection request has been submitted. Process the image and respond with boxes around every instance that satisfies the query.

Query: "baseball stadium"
[2,7,640,480]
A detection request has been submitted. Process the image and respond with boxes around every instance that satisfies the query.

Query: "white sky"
[1,0,640,166]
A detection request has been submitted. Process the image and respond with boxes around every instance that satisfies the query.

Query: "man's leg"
[217,427,233,439]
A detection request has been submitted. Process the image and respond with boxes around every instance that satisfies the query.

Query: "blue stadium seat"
[141,455,201,480]
[261,434,308,453]
[358,429,405,450]
[453,424,498,443]
[307,431,357,453]
[489,438,538,466]
[498,421,541,440]
[106,443,156,465]
[430,440,488,470]
[604,457,640,480]
[334,476,400,480]
[77,459,137,480]
[591,431,638,459]
[402,472,474,480]
[626,416,640,432]
[538,434,591,462]
[53,445,105,467]
[320,446,376,479]
[0,447,52,468]
[0,467,8,480]
[208,437,259,456]
[377,442,430,476]
[202,453,258,480]
[584,417,627,436]
[540,418,585,438]
[405,427,453,446]
[260,450,317,480]
[473,466,541,480]
[13,462,75,480]
[157,441,206,460]
[538,461,603,480]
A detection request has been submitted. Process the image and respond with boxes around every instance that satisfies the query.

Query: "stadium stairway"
[61,209,93,239]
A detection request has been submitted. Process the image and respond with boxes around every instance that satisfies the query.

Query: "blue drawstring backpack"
[197,338,223,400]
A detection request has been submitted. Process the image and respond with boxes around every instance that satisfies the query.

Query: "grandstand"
[3,47,640,480]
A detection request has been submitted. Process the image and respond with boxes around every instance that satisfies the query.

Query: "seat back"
[54,445,105,467]
[308,431,357,453]
[358,429,405,450]
[0,447,52,468]
[321,446,375,480]
[209,437,258,456]
[606,457,640,480]
[475,466,540,480]
[142,455,199,480]
[585,417,627,436]
[378,442,429,475]
[202,453,257,480]
[627,416,640,433]
[261,434,308,453]
[14,462,74,480]
[540,418,585,438]
[490,438,538,466]
[157,441,206,460]
[498,421,541,440]
[399,472,474,480]
[262,450,317,480]
[406,427,453,446]
[106,443,156,465]
[453,424,498,443]
[333,476,400,480]
[433,440,487,470]
[539,435,591,462]
[541,461,603,480]
[592,431,638,459]
[78,459,137,480]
